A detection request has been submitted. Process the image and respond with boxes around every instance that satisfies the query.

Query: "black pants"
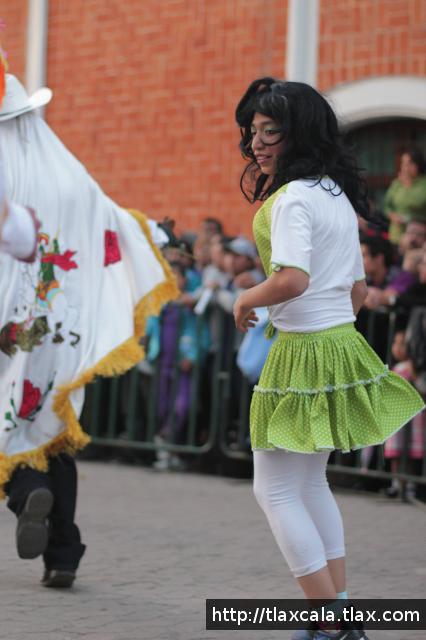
[6,454,86,571]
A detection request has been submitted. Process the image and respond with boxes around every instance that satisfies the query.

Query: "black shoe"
[16,488,53,559]
[41,569,76,589]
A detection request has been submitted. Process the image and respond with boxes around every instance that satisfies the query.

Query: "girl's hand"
[233,296,259,333]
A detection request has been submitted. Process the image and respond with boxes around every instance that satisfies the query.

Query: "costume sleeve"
[0,202,39,262]
[270,189,312,276]
[353,240,365,282]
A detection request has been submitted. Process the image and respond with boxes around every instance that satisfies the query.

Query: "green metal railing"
[80,304,426,489]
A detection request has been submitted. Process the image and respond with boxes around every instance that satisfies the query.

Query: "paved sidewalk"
[0,460,424,640]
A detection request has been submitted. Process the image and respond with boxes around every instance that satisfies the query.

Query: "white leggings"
[253,450,345,578]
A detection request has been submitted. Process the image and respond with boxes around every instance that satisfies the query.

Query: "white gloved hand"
[1,202,40,261]
[0,146,40,262]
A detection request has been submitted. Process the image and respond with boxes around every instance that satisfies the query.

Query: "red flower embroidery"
[104,230,122,266]
[42,250,78,271]
[18,380,42,419]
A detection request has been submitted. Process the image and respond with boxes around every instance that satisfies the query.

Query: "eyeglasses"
[241,127,284,147]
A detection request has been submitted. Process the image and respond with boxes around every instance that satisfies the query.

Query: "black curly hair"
[235,77,370,219]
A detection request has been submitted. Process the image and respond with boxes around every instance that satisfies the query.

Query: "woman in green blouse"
[384,147,426,243]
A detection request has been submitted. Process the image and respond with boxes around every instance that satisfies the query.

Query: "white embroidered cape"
[0,113,177,494]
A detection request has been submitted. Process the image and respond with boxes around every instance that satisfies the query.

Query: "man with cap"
[0,73,177,589]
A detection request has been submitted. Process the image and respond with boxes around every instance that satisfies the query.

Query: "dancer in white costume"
[0,74,178,588]
[233,77,424,640]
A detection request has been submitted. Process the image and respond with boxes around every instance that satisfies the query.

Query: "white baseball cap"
[226,236,257,260]
[0,74,52,121]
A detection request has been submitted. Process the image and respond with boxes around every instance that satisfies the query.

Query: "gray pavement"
[0,460,425,640]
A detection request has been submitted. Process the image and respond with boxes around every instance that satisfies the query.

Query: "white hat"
[0,74,52,121]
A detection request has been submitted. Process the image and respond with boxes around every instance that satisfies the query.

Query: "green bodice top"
[252,184,288,277]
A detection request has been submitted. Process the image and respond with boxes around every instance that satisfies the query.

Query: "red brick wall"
[318,0,426,91]
[46,0,287,238]
[0,1,27,82]
[2,0,426,237]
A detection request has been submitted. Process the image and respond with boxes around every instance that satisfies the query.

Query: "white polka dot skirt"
[250,323,425,453]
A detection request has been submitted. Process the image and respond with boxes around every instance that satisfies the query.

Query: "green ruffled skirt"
[250,323,425,453]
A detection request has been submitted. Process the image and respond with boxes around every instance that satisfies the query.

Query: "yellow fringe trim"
[0,210,179,498]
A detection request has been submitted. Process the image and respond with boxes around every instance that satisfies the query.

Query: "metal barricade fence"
[80,304,426,490]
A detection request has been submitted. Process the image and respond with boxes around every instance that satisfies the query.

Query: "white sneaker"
[152,445,171,471]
